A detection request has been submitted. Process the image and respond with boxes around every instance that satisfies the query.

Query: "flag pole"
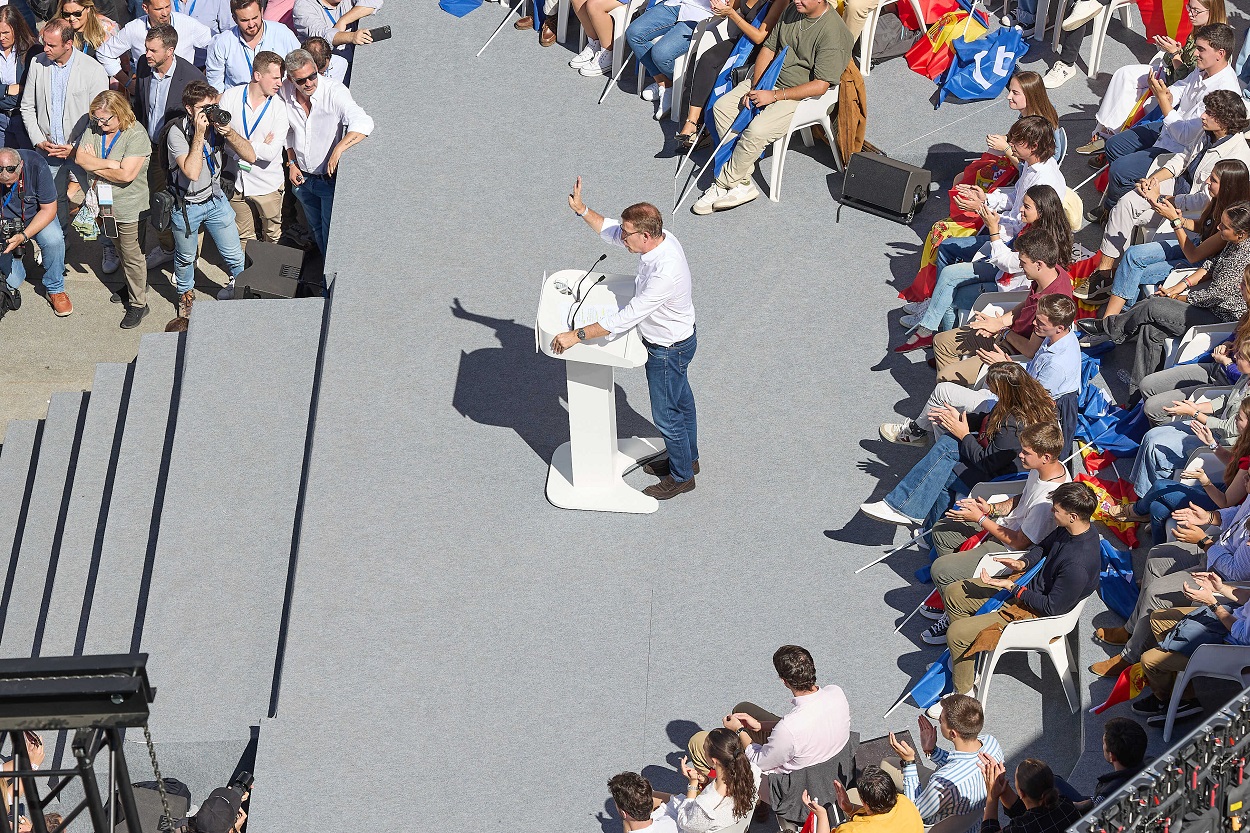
[855,526,931,574]
[883,690,912,719]
[673,128,739,214]
[894,598,930,633]
[476,0,526,57]
[1074,163,1108,192]
[598,55,636,105]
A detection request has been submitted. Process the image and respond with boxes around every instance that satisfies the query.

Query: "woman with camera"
[75,90,151,329]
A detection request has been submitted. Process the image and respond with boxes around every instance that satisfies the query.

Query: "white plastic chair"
[974,595,1090,713]
[859,0,927,77]
[597,0,648,80]
[766,85,843,202]
[717,811,752,833]
[1162,321,1235,369]
[925,806,986,833]
[557,0,572,43]
[661,15,730,123]
[1162,644,1250,741]
[1086,0,1137,77]
[969,479,1027,505]
[958,289,1029,328]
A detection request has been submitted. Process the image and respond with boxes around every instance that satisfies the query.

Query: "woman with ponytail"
[652,728,761,832]
[980,757,1080,833]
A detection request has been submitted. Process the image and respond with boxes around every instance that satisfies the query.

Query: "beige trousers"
[230,189,284,244]
[711,80,800,190]
[841,0,882,39]
[115,221,147,309]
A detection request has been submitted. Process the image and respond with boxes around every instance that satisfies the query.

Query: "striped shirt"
[902,733,1004,829]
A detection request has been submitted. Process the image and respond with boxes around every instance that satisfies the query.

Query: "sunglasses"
[0,165,19,173]
[64,8,85,17]
[291,72,318,85]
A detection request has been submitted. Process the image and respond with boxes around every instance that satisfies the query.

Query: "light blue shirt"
[0,46,19,86]
[1025,329,1080,398]
[1208,499,1250,581]
[146,63,174,140]
[903,734,1004,829]
[204,21,301,92]
[48,50,76,145]
[1236,26,1250,94]
[173,0,232,36]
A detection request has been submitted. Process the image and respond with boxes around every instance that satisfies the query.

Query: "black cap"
[193,787,241,833]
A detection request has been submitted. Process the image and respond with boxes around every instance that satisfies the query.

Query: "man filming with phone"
[291,0,383,67]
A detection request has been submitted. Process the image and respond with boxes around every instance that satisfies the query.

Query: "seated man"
[1091,492,1250,678]
[1091,23,1241,217]
[936,482,1101,709]
[801,767,924,833]
[888,695,1004,828]
[692,0,852,215]
[882,296,1079,448]
[608,772,678,833]
[1073,718,1148,811]
[933,229,1075,387]
[919,422,1071,645]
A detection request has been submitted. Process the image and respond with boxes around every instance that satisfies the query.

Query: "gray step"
[80,333,183,657]
[0,392,86,658]
[0,421,41,643]
[141,299,323,745]
[37,363,131,658]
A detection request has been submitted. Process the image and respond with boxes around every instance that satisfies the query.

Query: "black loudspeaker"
[233,242,313,299]
[839,152,932,224]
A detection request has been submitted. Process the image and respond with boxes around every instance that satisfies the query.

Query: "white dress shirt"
[220,82,289,196]
[96,12,213,76]
[742,684,851,775]
[1157,63,1243,154]
[280,74,372,173]
[205,20,301,91]
[986,156,1065,242]
[597,218,696,346]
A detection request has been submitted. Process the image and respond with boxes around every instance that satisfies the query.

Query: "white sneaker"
[925,685,977,720]
[692,184,729,215]
[216,280,235,301]
[653,86,672,120]
[1062,0,1103,30]
[1042,61,1078,89]
[902,299,930,316]
[711,182,760,210]
[569,39,599,68]
[641,82,660,101]
[860,500,922,526]
[578,47,612,77]
[101,243,120,275]
[879,420,931,448]
[146,245,175,269]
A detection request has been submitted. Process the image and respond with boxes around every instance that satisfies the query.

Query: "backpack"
[869,10,921,68]
[114,778,192,833]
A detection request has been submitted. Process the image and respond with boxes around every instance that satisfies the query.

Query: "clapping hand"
[977,202,1001,236]
[1163,398,1201,418]
[947,496,994,523]
[1148,74,1174,111]
[980,753,1007,801]
[1173,517,1211,545]
[888,731,917,764]
[711,0,735,15]
[1136,177,1162,205]
[1153,34,1181,55]
[928,404,971,440]
[1184,577,1220,606]
[1192,571,1230,597]
[986,133,1008,153]
[1189,419,1216,448]
[978,567,1016,590]
[993,554,1027,572]
[831,780,857,816]
[917,714,938,756]
[976,343,1012,366]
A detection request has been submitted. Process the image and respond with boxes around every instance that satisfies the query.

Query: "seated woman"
[1136,310,1250,425]
[979,757,1083,833]
[670,0,784,153]
[1097,158,1250,319]
[1112,396,1250,543]
[1077,201,1250,397]
[56,0,118,60]
[624,0,714,118]
[1080,91,1250,302]
[567,0,625,75]
[899,185,1072,345]
[651,728,760,833]
[860,363,1059,530]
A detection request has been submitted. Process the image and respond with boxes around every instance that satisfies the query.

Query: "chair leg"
[1089,9,1112,76]
[769,133,793,203]
[557,0,569,43]
[976,648,1005,711]
[822,115,842,170]
[1117,2,1130,26]
[1163,667,1198,742]
[1033,0,1050,41]
[859,7,876,78]
[799,125,815,148]
[1050,638,1080,713]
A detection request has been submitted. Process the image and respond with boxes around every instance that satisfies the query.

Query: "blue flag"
[533,0,545,37]
[705,2,773,145]
[712,46,788,177]
[440,0,482,16]
[1100,538,1138,620]
[1077,401,1149,458]
[937,25,1025,106]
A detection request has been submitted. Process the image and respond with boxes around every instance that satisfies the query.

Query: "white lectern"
[537,269,665,514]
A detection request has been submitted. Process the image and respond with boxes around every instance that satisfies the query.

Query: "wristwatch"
[1200,535,1216,549]
[1171,217,1185,229]
[576,328,586,341]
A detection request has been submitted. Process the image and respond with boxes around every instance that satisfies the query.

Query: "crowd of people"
[0,0,380,330]
[526,0,1250,828]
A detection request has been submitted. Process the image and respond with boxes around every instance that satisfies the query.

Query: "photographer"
[191,783,248,833]
[0,148,69,317]
[166,78,254,316]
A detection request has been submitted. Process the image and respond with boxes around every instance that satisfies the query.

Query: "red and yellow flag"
[1091,662,1147,713]
[1137,0,1192,42]
[1076,468,1140,549]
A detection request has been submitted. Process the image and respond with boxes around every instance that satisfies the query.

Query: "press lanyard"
[202,135,217,176]
[241,87,272,140]
[175,0,197,15]
[322,3,341,24]
[2,184,17,214]
[238,22,264,76]
[101,130,121,159]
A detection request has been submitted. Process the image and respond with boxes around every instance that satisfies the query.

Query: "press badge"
[97,182,117,239]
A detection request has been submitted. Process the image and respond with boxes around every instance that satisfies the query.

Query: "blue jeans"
[1015,0,1036,24]
[1112,238,1186,306]
[918,259,999,333]
[43,156,88,229]
[171,193,245,294]
[1134,478,1219,543]
[293,175,335,256]
[884,434,974,529]
[935,233,987,278]
[645,329,699,483]
[625,3,698,81]
[1104,123,1166,208]
[4,221,65,294]
[1129,422,1202,497]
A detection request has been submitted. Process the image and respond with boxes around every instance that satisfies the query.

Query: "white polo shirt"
[598,218,696,347]
[220,82,289,197]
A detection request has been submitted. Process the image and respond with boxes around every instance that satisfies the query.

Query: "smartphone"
[368,25,391,42]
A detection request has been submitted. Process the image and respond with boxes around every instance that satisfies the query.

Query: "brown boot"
[1090,655,1131,678]
[539,16,557,46]
[1095,625,1131,646]
[179,289,195,318]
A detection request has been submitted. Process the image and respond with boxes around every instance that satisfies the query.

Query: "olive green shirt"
[761,3,854,91]
[88,123,151,223]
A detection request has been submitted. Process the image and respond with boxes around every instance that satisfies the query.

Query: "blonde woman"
[56,0,119,59]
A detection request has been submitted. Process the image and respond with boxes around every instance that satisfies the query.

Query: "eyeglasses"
[290,72,318,86]
[64,8,85,17]
[620,228,648,240]
[91,114,114,125]
[1186,4,1207,14]
[0,165,19,173]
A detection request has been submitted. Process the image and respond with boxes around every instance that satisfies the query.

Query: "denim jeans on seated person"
[4,221,65,294]
[1111,238,1187,308]
[1129,422,1203,497]
[883,434,976,529]
[1134,478,1220,544]
[935,233,988,278]
[645,329,699,483]
[171,193,246,295]
[1103,122,1167,208]
[917,259,1000,333]
[625,3,698,81]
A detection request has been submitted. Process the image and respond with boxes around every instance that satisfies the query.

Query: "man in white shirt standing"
[205,0,299,92]
[291,0,380,67]
[97,0,212,87]
[220,49,288,247]
[551,178,700,500]
[1096,22,1242,216]
[279,47,370,258]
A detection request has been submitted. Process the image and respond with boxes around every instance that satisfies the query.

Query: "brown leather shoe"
[1095,626,1131,646]
[539,17,557,46]
[514,14,534,29]
[642,458,700,477]
[1090,655,1132,678]
[643,475,695,500]
[178,289,195,318]
[48,291,72,316]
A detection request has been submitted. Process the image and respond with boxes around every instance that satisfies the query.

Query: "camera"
[202,103,231,126]
[229,771,253,792]
[1,217,25,257]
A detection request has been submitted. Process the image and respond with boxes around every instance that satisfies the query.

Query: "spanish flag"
[1090,661,1147,713]
[1137,0,1192,42]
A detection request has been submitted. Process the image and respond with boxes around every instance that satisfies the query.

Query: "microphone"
[569,275,606,332]
[567,253,607,328]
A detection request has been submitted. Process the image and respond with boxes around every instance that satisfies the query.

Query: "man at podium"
[550,177,700,500]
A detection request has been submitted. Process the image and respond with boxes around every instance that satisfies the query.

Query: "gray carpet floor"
[245,3,1250,828]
